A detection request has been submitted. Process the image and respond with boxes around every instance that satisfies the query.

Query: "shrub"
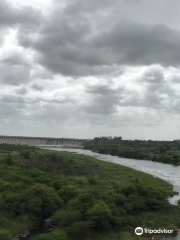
[0,228,12,240]
[66,221,93,239]
[5,156,14,165]
[88,178,97,185]
[2,192,21,216]
[20,150,31,159]
[52,209,81,226]
[23,184,63,217]
[60,210,81,226]
[88,186,105,198]
[41,164,50,172]
[31,229,68,240]
[51,210,64,223]
[50,153,63,162]
[74,193,96,214]
[86,200,111,231]
[118,184,137,196]
[0,181,14,192]
[145,186,169,210]
[58,185,79,202]
[53,179,67,191]
[101,190,118,205]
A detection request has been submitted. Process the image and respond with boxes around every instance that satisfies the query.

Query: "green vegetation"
[0,228,12,240]
[0,143,179,240]
[83,137,180,165]
[31,229,68,240]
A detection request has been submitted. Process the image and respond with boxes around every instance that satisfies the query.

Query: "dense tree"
[53,179,67,191]
[83,138,180,165]
[58,185,79,203]
[66,221,93,239]
[145,187,169,210]
[23,184,62,217]
[68,193,96,215]
[55,210,82,227]
[86,200,111,231]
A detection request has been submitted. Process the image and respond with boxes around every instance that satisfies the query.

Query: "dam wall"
[0,135,87,146]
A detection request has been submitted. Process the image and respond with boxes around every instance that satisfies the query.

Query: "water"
[12,219,54,240]
[41,147,180,240]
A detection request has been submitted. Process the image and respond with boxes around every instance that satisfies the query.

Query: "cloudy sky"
[0,0,180,140]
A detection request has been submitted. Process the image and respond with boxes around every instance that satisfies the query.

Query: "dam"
[0,135,88,146]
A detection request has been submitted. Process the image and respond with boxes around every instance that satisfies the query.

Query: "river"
[41,146,180,240]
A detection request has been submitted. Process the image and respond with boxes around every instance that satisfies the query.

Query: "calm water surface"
[41,147,180,240]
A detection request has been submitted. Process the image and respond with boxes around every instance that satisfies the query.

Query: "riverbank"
[44,147,180,205]
[0,143,180,240]
[83,138,180,165]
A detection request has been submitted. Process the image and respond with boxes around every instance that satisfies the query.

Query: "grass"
[54,151,173,191]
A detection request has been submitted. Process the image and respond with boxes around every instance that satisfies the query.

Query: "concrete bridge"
[0,135,88,146]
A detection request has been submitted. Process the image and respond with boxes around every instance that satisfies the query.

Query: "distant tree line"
[83,138,180,165]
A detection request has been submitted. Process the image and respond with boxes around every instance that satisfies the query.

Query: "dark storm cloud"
[0,0,43,51]
[1,0,180,78]
[97,23,180,67]
[0,0,42,27]
[18,22,180,77]
[15,0,180,77]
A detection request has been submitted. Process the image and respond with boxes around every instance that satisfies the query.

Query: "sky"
[0,0,180,140]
